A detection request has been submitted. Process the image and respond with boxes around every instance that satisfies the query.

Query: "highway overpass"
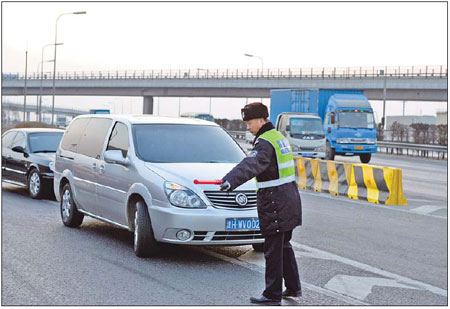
[3,65,447,114]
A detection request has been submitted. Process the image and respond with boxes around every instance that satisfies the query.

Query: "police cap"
[241,102,269,121]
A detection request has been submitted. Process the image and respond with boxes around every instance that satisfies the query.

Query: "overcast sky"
[2,2,447,120]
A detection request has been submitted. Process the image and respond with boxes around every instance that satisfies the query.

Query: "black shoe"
[250,295,281,306]
[282,289,302,298]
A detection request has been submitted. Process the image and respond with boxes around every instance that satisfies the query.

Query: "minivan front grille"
[203,191,257,209]
[212,231,263,241]
[192,230,263,242]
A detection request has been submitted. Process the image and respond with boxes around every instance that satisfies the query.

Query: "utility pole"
[382,68,387,129]
[23,48,28,122]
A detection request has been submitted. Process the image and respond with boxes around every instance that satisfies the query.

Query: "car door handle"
[92,163,97,170]
[99,164,105,174]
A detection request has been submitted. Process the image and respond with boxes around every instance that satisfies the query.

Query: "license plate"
[226,218,259,231]
[354,146,364,150]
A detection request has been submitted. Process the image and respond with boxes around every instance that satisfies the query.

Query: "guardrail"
[377,141,447,160]
[229,131,447,160]
[3,65,447,81]
[228,130,247,140]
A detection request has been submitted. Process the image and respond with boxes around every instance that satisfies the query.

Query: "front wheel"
[60,183,84,227]
[325,142,335,161]
[28,169,44,199]
[360,153,372,164]
[252,243,264,252]
[134,200,159,258]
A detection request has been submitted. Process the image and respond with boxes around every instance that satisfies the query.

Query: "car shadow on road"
[1,183,57,201]
[77,220,240,265]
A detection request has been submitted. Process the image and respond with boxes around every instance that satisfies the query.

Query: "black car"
[2,128,64,198]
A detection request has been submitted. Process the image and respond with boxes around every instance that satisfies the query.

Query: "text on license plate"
[354,146,364,150]
[226,218,259,231]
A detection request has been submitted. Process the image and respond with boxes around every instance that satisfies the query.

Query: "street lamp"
[244,53,264,73]
[51,11,86,125]
[244,53,264,102]
[40,43,62,122]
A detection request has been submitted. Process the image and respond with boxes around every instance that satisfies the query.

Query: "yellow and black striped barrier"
[295,157,407,205]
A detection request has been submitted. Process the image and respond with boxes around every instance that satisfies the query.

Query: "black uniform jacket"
[222,122,302,236]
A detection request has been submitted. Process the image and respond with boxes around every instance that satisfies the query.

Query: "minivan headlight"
[367,139,377,144]
[164,182,206,209]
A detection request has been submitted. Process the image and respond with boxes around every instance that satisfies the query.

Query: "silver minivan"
[54,115,263,257]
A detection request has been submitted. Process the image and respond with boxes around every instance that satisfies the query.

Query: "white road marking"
[290,241,447,298]
[299,190,447,220]
[199,248,368,306]
[324,275,419,300]
[410,205,447,215]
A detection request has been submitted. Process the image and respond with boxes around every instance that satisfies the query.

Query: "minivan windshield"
[339,111,375,129]
[290,118,324,138]
[28,132,64,153]
[133,124,245,163]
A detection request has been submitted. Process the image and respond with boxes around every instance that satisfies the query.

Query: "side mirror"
[286,125,290,132]
[104,150,130,167]
[12,146,29,157]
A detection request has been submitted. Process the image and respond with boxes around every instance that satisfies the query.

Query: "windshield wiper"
[33,150,56,153]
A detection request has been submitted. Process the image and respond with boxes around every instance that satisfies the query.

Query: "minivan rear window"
[61,118,90,152]
[77,118,113,159]
[133,124,245,163]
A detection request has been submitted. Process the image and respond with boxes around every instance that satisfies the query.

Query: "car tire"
[60,183,84,228]
[325,141,335,161]
[360,153,371,164]
[28,169,44,199]
[134,200,158,258]
[252,243,264,252]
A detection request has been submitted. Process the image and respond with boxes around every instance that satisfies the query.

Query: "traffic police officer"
[220,102,302,306]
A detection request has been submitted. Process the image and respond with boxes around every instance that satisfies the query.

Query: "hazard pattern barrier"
[295,157,407,205]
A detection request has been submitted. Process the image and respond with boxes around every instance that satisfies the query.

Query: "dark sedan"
[2,128,64,198]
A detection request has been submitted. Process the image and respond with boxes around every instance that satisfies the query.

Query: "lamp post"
[244,53,264,74]
[23,48,28,122]
[40,43,62,122]
[244,53,264,102]
[51,11,86,125]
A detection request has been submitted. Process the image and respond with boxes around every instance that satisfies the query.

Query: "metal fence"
[3,65,447,81]
[230,131,447,160]
[377,141,447,160]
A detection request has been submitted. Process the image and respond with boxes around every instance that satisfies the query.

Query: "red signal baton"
[193,179,223,185]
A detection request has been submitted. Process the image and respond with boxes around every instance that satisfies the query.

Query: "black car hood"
[31,152,55,162]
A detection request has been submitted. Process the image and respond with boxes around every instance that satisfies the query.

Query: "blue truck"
[270,89,377,163]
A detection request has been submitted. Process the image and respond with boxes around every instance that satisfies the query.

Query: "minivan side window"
[61,118,91,152]
[77,118,113,159]
[11,132,26,149]
[106,122,129,158]
[2,131,17,149]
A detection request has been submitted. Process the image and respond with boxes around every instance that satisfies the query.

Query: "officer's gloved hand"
[220,180,232,192]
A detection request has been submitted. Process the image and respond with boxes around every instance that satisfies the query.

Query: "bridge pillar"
[143,96,154,114]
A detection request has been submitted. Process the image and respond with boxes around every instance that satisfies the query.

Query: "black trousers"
[262,230,301,300]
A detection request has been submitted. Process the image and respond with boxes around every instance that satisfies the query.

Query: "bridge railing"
[3,65,447,81]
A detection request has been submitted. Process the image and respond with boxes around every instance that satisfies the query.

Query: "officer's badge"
[248,150,258,157]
